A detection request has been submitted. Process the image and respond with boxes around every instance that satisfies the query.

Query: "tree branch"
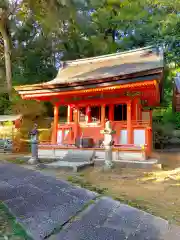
[6,0,19,19]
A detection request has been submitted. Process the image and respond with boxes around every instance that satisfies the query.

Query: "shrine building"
[15,46,164,159]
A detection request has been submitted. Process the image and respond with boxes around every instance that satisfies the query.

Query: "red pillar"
[147,110,153,157]
[146,127,152,157]
[131,99,136,121]
[127,101,133,144]
[138,100,142,120]
[74,106,79,142]
[52,105,59,144]
[109,104,114,121]
[149,110,152,126]
[86,106,91,123]
[101,104,106,127]
[136,99,140,121]
[67,105,73,123]
[132,98,139,121]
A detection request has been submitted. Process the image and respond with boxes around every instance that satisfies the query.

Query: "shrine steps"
[94,159,161,170]
[24,149,95,172]
[38,150,95,172]
[22,149,160,171]
[36,158,160,171]
[37,161,94,172]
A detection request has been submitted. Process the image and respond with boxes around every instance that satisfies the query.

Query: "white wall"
[133,129,146,145]
[119,130,127,144]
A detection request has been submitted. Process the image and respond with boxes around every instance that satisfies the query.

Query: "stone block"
[64,186,98,202]
[19,199,89,239]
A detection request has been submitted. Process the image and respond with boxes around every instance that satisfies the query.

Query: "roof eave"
[15,67,164,93]
[20,80,157,101]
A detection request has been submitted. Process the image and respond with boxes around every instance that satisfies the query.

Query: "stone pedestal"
[28,140,38,164]
[28,126,39,165]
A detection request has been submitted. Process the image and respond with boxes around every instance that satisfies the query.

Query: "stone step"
[62,150,95,163]
[37,160,94,172]
[95,151,146,161]
[95,159,161,170]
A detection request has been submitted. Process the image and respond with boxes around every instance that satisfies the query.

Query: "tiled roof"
[46,46,164,85]
[15,46,164,93]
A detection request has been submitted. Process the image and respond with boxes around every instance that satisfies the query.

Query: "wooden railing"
[113,120,151,128]
[58,120,151,127]
[55,120,151,146]
[131,120,151,127]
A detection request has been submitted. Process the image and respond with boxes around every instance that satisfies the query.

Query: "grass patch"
[5,158,25,165]
[67,174,155,215]
[113,196,152,213]
[0,203,31,239]
[67,175,108,194]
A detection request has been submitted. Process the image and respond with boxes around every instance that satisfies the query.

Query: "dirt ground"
[1,152,180,226]
[40,166,180,226]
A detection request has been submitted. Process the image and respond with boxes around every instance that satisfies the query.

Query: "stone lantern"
[100,120,115,170]
[28,124,39,164]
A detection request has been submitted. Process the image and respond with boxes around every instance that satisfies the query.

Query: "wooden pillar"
[74,106,79,142]
[135,98,141,121]
[67,105,72,123]
[127,101,133,144]
[86,106,91,123]
[131,98,138,121]
[147,110,153,157]
[154,80,160,103]
[52,105,59,144]
[146,127,152,157]
[139,100,142,120]
[101,104,106,127]
[149,110,152,126]
[109,104,114,121]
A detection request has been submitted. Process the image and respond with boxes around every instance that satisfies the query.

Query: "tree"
[12,17,57,85]
[0,0,179,123]
[0,0,14,94]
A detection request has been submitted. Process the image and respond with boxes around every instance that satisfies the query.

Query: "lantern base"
[28,157,38,165]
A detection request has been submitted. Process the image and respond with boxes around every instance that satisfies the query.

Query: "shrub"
[39,129,52,142]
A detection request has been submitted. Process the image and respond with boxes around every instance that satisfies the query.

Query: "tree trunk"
[0,23,12,95]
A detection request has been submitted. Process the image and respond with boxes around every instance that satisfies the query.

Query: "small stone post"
[28,124,39,164]
[101,120,115,170]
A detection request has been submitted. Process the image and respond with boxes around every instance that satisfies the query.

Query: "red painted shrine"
[15,47,164,159]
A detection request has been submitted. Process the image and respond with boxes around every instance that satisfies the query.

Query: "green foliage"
[10,92,46,117]
[39,129,52,142]
[161,106,174,125]
[6,158,26,164]
[175,112,180,130]
[5,92,50,151]
[3,120,13,126]
[1,0,180,80]
[0,0,180,137]
[0,203,31,239]
[0,93,11,114]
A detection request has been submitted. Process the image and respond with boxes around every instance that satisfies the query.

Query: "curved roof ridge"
[64,46,155,66]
